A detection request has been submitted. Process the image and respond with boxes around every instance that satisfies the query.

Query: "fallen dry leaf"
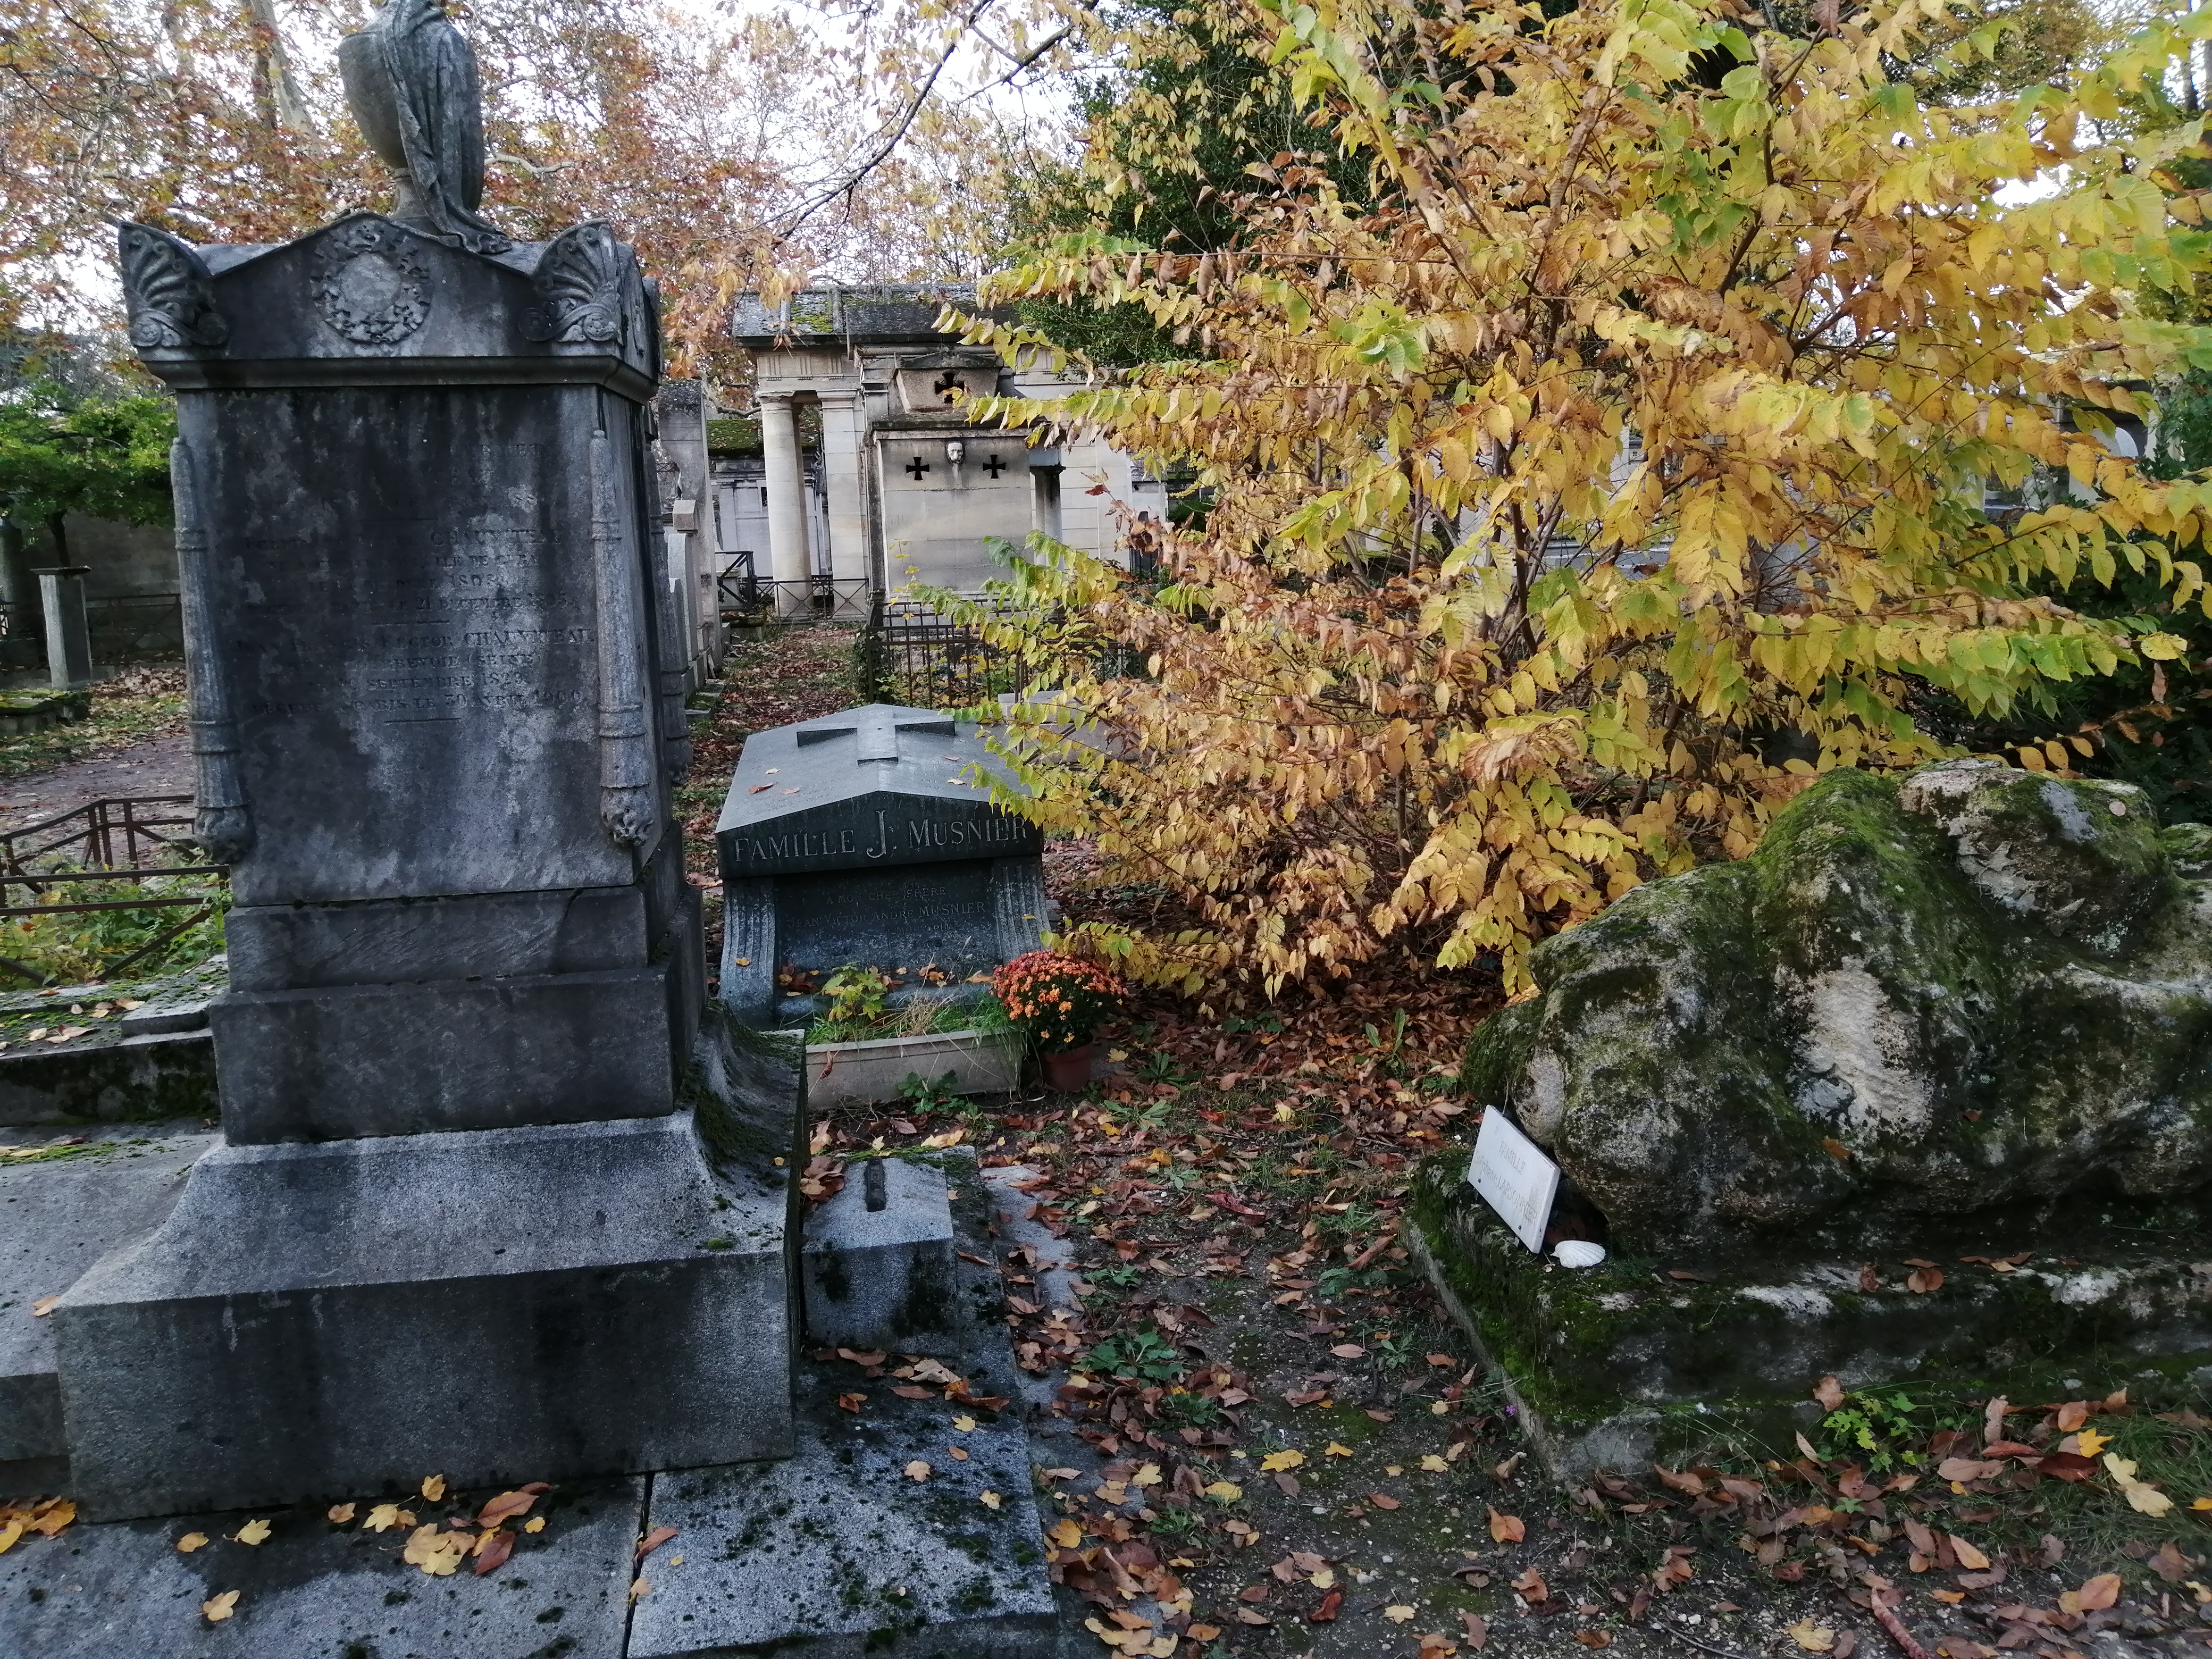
[235,1518,271,1546]
[1813,1376,1845,1412]
[1949,1535,1990,1572]
[420,1473,446,1502]
[176,1531,209,1553]
[1790,1619,1837,1652]
[1512,1567,1548,1603]
[364,1504,410,1532]
[476,1489,540,1528]
[402,1523,467,1577]
[326,1504,356,1525]
[631,1576,650,1601]
[2105,1453,2174,1516]
[202,1590,239,1623]
[1323,1442,1353,1457]
[473,1529,515,1576]
[524,1516,545,1534]
[904,1461,932,1481]
[1385,1605,1416,1623]
[1311,1588,1343,1622]
[636,1526,678,1560]
[2076,1427,2112,1458]
[1050,1518,1083,1548]
[2075,1572,2123,1612]
[1260,1449,1304,1472]
[1420,1454,1449,1472]
[979,1490,1002,1510]
[1906,1267,1944,1294]
[1462,1611,1489,1649]
[1488,1507,1525,1544]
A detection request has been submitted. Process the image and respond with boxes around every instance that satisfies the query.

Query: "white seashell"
[1552,1239,1607,1268]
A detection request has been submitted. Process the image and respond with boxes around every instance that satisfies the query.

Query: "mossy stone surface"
[1461,760,2212,1257]
[1408,1152,2212,1477]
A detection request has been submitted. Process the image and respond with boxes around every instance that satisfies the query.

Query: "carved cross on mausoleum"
[795,707,955,763]
[982,454,1006,479]
[904,455,931,480]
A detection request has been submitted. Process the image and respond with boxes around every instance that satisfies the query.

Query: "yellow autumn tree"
[941,0,2212,995]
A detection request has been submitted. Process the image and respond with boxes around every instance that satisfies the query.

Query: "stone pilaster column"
[817,389,869,602]
[757,391,811,608]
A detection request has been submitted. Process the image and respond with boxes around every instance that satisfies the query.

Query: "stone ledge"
[55,1107,799,1519]
[1407,1152,2212,1478]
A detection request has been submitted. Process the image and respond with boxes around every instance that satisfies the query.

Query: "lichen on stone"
[1459,759,2212,1256]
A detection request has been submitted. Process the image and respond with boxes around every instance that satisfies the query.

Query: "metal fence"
[714,567,872,624]
[855,594,1036,709]
[0,594,185,669]
[0,795,227,982]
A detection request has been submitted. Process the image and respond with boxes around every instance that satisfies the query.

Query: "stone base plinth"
[210,966,679,1141]
[54,1086,800,1519]
[1408,1154,2212,1478]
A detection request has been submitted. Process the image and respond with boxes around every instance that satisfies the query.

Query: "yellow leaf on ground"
[1421,1455,1449,1472]
[176,1532,208,1553]
[631,1576,650,1600]
[953,1415,976,1432]
[524,1516,546,1534]
[1204,1480,1244,1502]
[202,1590,239,1623]
[1050,1519,1083,1548]
[1310,1568,1335,1589]
[1949,1535,1989,1571]
[30,1296,59,1317]
[402,1523,467,1577]
[1385,1605,1417,1623]
[236,1518,272,1546]
[326,1504,356,1525]
[0,1521,20,1555]
[420,1473,447,1502]
[364,1504,409,1532]
[2105,1453,2175,1516]
[1133,1463,1162,1486]
[1325,1442,1353,1457]
[1259,1450,1304,1472]
[904,1461,932,1481]
[979,1491,1002,1510]
[1790,1620,1836,1652]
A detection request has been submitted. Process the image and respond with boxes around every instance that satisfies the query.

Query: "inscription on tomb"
[726,804,1037,875]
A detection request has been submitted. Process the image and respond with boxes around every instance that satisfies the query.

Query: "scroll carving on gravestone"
[522,222,626,346]
[170,438,253,864]
[116,224,228,353]
[311,217,432,347]
[591,426,658,849]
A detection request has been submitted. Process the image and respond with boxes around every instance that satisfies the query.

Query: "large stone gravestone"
[717,704,1046,1025]
[48,3,798,1521]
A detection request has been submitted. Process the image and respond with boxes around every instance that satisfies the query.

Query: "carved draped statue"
[338,0,510,254]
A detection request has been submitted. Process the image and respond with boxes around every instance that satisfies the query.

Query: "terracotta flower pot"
[1041,1043,1097,1093]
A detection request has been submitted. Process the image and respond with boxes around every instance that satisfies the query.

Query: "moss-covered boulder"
[1461,759,2212,1258]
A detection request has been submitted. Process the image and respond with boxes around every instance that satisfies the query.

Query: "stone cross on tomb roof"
[796,706,955,763]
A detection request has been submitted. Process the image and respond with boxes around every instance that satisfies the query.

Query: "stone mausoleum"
[715,287,1168,609]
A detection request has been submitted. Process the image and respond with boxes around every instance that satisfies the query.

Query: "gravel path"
[0,732,194,834]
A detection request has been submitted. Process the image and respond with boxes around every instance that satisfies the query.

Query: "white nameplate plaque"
[1467,1109,1560,1255]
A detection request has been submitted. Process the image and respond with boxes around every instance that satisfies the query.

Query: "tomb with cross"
[716,703,1048,1026]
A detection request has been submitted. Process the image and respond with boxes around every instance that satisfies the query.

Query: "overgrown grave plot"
[799,1002,2212,1659]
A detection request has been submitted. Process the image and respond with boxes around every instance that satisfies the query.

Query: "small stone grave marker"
[1467,1107,1559,1254]
[717,703,1046,1025]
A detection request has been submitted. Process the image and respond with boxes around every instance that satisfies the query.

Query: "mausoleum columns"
[756,391,812,603]
[817,389,869,592]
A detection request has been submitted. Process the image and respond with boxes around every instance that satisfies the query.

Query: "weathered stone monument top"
[717,703,1046,1025]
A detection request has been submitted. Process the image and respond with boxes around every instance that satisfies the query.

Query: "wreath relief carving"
[311,217,432,348]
